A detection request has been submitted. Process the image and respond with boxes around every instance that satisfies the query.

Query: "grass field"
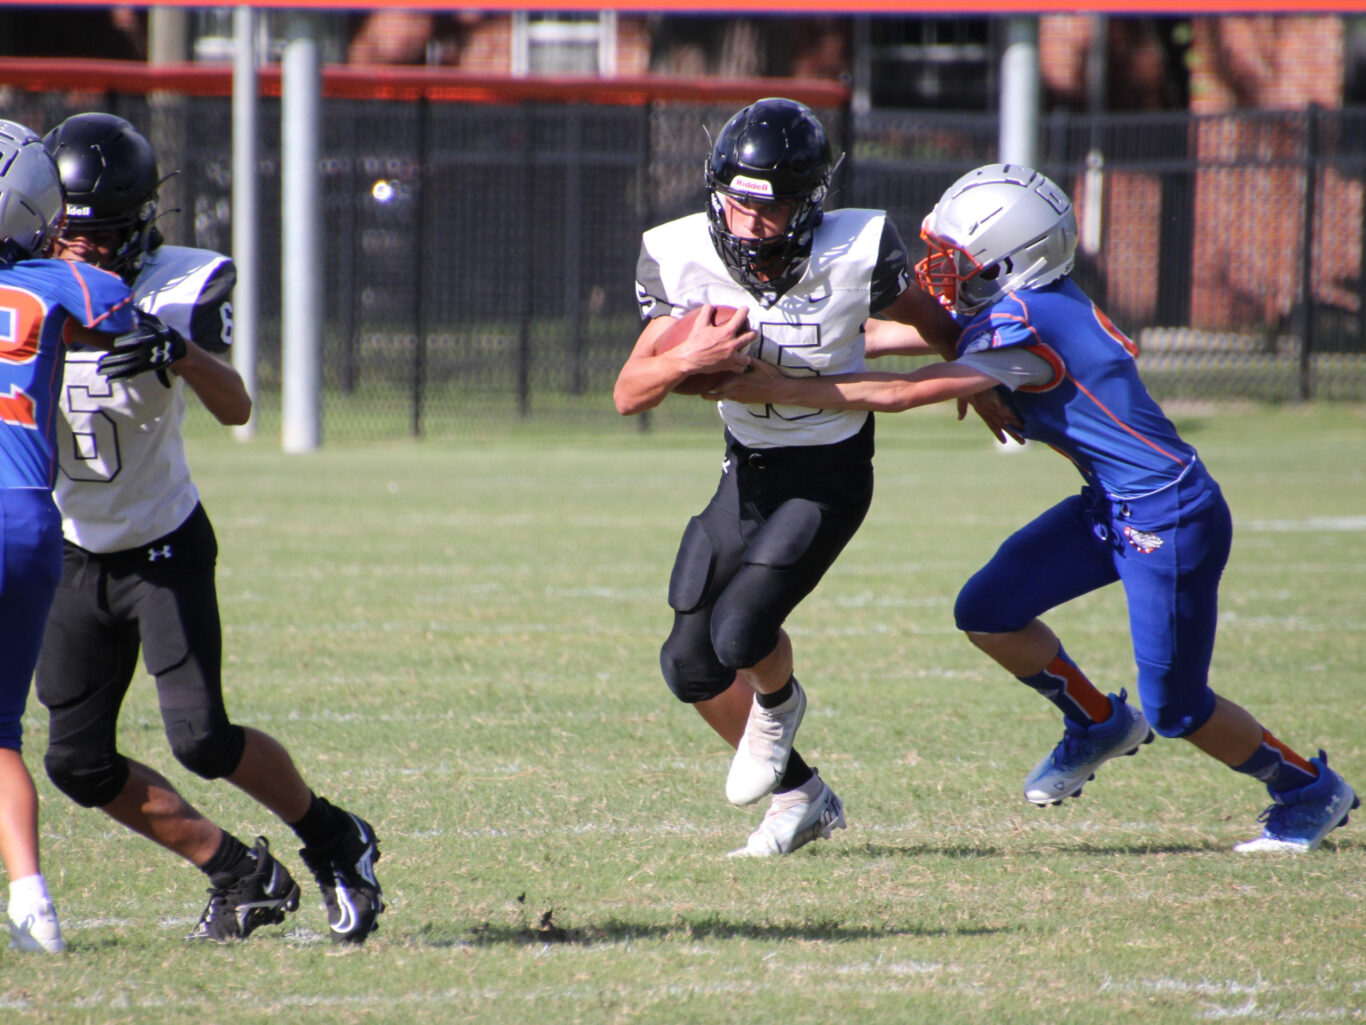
[5,402,1365,1024]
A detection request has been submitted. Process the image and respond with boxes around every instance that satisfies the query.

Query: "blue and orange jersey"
[0,258,135,489]
[956,277,1196,498]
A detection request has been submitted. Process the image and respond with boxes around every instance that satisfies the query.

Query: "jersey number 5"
[60,376,122,483]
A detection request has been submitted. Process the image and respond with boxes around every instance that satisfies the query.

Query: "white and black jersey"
[636,208,910,449]
[54,245,234,553]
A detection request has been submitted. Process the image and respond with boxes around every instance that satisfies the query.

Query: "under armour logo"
[151,342,174,365]
[147,544,173,561]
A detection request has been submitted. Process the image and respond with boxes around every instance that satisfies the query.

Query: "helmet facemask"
[705,179,826,298]
[703,97,836,302]
[915,228,983,313]
[60,190,161,279]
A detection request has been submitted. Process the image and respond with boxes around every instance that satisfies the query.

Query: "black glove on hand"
[98,312,188,381]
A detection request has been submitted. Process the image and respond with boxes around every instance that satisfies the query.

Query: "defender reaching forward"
[614,98,958,857]
[712,163,1356,852]
[0,118,138,953]
[35,113,384,943]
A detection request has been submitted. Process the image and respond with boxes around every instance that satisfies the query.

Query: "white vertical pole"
[1081,14,1108,256]
[231,5,259,442]
[281,11,322,453]
[999,16,1040,169]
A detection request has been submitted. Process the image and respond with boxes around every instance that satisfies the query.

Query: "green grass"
[6,402,1366,1024]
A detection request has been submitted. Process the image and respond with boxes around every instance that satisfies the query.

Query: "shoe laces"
[1054,727,1090,764]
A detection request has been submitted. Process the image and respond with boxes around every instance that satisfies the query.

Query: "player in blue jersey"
[615,99,960,857]
[0,118,138,952]
[710,163,1356,853]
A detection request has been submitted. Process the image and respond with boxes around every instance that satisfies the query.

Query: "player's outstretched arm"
[864,318,935,358]
[707,358,996,413]
[877,283,960,360]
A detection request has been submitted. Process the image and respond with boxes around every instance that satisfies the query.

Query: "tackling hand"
[98,312,188,381]
[959,388,1024,444]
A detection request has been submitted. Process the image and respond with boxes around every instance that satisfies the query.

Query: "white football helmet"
[916,163,1077,315]
[0,119,65,260]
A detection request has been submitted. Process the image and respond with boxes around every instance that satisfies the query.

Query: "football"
[654,305,749,395]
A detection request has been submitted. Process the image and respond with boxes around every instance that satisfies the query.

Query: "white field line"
[1244,516,1366,533]
[4,973,1363,1018]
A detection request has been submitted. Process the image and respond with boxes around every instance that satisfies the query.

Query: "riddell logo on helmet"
[730,175,775,199]
[65,204,93,217]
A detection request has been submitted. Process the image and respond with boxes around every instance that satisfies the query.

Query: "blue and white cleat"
[1234,751,1358,853]
[1024,689,1154,806]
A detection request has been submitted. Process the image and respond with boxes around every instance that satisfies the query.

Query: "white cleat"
[726,680,806,807]
[7,897,64,953]
[728,770,846,858]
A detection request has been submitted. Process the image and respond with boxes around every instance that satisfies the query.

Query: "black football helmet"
[43,112,161,279]
[704,97,835,297]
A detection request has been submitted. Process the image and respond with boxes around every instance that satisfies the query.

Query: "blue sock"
[1016,645,1112,726]
[1232,730,1317,793]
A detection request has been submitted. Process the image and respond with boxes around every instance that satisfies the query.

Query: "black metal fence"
[4,85,1363,439]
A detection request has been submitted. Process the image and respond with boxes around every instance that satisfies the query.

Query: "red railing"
[0,57,850,107]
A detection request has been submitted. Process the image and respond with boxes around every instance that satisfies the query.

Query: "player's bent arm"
[613,308,754,415]
[172,341,252,426]
[877,285,959,360]
[710,360,996,413]
[65,322,119,350]
[614,317,694,415]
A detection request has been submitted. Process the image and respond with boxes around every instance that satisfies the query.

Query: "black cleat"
[300,811,384,944]
[188,837,301,942]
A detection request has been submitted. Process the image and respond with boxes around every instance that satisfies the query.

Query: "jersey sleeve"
[634,240,677,323]
[868,217,912,316]
[955,347,1056,391]
[187,260,236,354]
[61,262,136,334]
[956,294,1039,355]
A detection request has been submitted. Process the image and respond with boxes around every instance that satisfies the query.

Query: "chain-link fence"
[5,82,1364,440]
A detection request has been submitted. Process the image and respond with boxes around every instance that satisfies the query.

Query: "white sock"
[9,873,51,908]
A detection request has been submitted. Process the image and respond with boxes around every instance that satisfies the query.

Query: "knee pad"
[168,720,246,780]
[44,747,129,808]
[954,569,1030,634]
[709,606,776,672]
[1139,681,1217,739]
[660,631,731,704]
